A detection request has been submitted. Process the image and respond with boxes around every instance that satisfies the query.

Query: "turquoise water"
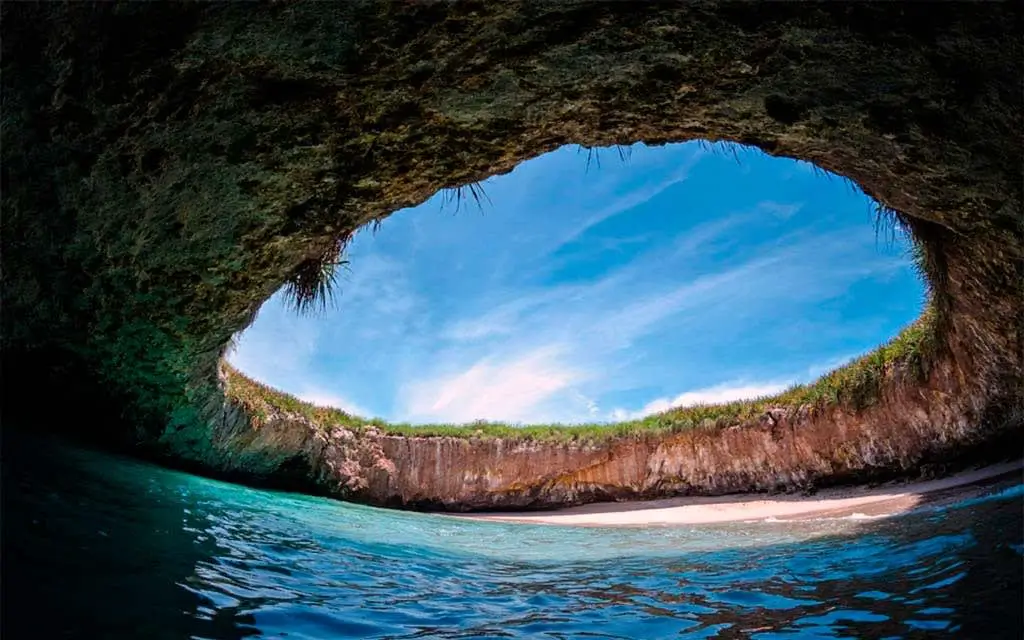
[3,432,1021,639]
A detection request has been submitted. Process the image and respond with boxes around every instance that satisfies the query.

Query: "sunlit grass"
[223,307,939,444]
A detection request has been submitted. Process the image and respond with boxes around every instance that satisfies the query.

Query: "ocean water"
[3,431,1021,639]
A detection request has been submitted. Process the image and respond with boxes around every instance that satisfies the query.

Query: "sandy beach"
[455,461,1023,527]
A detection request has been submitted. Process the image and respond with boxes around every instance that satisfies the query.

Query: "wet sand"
[455,461,1023,527]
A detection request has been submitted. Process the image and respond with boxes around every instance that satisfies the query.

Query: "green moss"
[223,307,940,443]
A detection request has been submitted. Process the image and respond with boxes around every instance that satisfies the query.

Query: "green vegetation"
[283,234,353,315]
[442,181,493,214]
[224,306,940,444]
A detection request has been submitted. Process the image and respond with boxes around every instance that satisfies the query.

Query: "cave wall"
[2,2,1021,500]
[198,355,1020,511]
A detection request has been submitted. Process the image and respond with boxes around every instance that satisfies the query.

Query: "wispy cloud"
[399,345,590,423]
[605,345,870,422]
[805,353,858,379]
[295,388,373,418]
[227,302,320,387]
[586,252,787,351]
[393,241,836,422]
[756,200,804,220]
[610,380,792,421]
[441,289,568,342]
[553,147,707,251]
[393,224,910,423]
[671,213,747,259]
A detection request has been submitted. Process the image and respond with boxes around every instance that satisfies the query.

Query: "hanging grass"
[577,144,634,173]
[441,180,492,214]
[282,233,352,315]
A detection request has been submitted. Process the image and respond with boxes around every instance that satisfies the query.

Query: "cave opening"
[227,141,928,430]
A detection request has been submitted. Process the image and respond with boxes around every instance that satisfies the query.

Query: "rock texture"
[2,2,1021,510]
[198,355,1020,511]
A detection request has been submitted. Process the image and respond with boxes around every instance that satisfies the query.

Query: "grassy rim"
[222,306,939,443]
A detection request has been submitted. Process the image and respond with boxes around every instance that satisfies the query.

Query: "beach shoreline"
[451,461,1023,527]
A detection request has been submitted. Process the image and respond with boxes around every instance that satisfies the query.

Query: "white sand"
[455,461,1023,527]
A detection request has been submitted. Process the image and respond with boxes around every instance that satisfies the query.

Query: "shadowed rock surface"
[2,2,1021,510]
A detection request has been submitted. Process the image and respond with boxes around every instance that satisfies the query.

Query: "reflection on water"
[2,430,1021,639]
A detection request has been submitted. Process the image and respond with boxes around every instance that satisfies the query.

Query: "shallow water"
[3,431,1021,639]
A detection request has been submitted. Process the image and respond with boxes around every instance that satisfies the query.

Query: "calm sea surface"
[3,430,1021,639]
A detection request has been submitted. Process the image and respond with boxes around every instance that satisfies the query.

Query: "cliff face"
[192,352,1019,511]
[1,3,1021,508]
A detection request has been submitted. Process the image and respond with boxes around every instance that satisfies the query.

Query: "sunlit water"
[3,431,1021,639]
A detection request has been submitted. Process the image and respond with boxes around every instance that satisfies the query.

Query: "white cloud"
[610,381,792,421]
[405,230,888,424]
[226,298,320,383]
[399,252,791,424]
[441,289,567,342]
[571,390,601,418]
[553,148,707,251]
[756,200,803,220]
[587,251,788,350]
[805,352,859,379]
[606,348,869,422]
[295,388,374,418]
[399,345,588,424]
[671,214,746,259]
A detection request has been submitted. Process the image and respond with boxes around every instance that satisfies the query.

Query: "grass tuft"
[872,201,910,248]
[283,233,352,315]
[441,181,492,214]
[577,144,635,173]
[694,139,744,164]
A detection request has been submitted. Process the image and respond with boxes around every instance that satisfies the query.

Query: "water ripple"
[4,433,1022,639]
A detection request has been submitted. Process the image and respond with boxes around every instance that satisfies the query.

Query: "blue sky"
[229,142,925,425]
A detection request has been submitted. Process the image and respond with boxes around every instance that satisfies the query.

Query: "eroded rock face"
[196,355,1020,511]
[2,3,1021,509]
